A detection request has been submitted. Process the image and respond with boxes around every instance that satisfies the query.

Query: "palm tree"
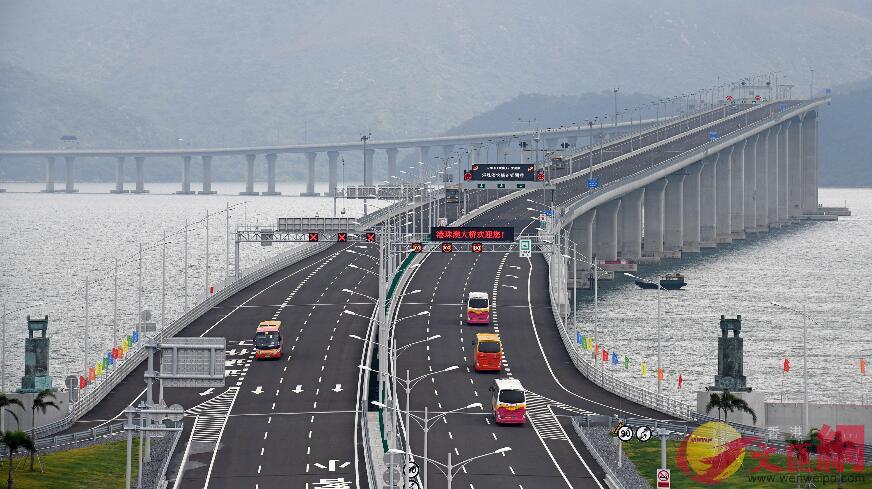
[2,430,35,489]
[705,390,758,425]
[0,393,24,430]
[29,389,58,471]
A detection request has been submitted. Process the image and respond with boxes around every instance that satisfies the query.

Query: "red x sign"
[366,232,377,242]
[337,233,347,242]
[308,232,319,242]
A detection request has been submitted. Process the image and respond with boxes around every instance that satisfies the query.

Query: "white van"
[489,378,526,424]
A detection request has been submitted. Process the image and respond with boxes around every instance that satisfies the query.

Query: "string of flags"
[575,331,684,389]
[79,329,141,389]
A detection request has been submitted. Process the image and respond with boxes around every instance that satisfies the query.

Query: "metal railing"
[570,417,627,489]
[0,421,126,453]
[33,241,332,439]
[155,427,184,489]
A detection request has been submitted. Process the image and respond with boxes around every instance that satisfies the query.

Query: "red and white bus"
[466,292,490,324]
[254,320,283,360]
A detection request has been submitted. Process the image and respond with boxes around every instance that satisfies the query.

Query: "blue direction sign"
[543,209,554,217]
[709,131,718,141]
[587,178,599,189]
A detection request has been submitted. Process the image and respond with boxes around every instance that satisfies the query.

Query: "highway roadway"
[54,101,790,488]
[391,101,796,489]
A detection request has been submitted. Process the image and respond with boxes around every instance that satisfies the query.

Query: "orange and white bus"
[254,320,283,360]
[466,292,490,324]
[490,378,526,424]
[473,333,502,372]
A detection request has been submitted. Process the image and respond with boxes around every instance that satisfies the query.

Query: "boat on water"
[634,273,687,290]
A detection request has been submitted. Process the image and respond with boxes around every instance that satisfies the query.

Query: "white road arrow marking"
[292,385,304,394]
[225,349,237,356]
[198,388,215,396]
[313,460,349,472]
[252,386,264,395]
[509,265,521,269]
[506,274,520,279]
[501,284,518,290]
[332,384,343,393]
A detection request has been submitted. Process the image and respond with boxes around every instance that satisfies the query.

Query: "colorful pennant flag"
[657,368,664,381]
[611,351,619,365]
[95,361,103,376]
[641,362,648,377]
[132,330,140,343]
[678,373,684,389]
[88,367,96,382]
[103,356,109,370]
[79,376,87,389]
[595,344,600,357]
[624,355,630,369]
[586,338,593,350]
[783,358,791,373]
[122,342,129,354]
[602,348,609,362]
[861,359,867,375]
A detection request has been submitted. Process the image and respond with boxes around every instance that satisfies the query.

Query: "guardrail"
[155,427,184,489]
[570,417,626,489]
[0,421,126,454]
[33,241,332,439]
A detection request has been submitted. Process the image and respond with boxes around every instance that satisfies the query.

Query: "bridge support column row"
[730,141,745,239]
[240,154,258,196]
[199,156,216,194]
[386,148,398,187]
[620,188,644,260]
[595,200,620,261]
[788,119,803,220]
[682,162,702,252]
[715,147,733,243]
[263,154,281,196]
[801,113,819,212]
[767,126,780,227]
[743,135,757,234]
[111,157,129,193]
[496,141,509,164]
[364,149,375,187]
[699,155,718,247]
[663,172,685,257]
[300,153,319,196]
[642,179,667,257]
[175,156,194,194]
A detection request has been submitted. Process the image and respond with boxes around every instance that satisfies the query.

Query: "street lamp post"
[771,301,811,434]
[361,133,371,216]
[613,88,620,127]
[374,401,481,489]
[388,446,511,489]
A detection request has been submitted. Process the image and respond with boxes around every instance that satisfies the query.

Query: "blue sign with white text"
[587,178,599,189]
[544,209,554,217]
[709,131,718,141]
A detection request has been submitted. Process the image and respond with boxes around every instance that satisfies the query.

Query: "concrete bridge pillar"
[0,158,4,192]
[111,157,128,193]
[441,145,455,182]
[132,157,147,194]
[730,141,746,239]
[496,140,509,164]
[569,210,596,264]
[176,156,194,194]
[301,152,319,196]
[418,146,430,181]
[801,113,818,212]
[682,162,703,252]
[241,154,259,195]
[328,151,340,196]
[43,157,56,193]
[663,172,686,257]
[64,156,78,193]
[767,126,780,227]
[778,120,790,224]
[788,118,803,220]
[620,188,644,260]
[470,145,481,166]
[594,200,621,261]
[754,132,768,232]
[699,155,717,247]
[386,148,398,186]
[642,178,668,257]
[743,135,757,234]
[715,147,733,243]
[363,149,375,186]
[263,153,281,195]
[199,155,217,194]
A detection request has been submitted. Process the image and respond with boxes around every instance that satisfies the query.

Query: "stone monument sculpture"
[708,314,752,392]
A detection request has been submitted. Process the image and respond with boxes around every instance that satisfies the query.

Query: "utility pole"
[113,258,118,351]
[205,210,210,296]
[361,133,371,216]
[84,277,90,376]
[613,88,620,127]
[137,243,143,334]
[184,218,188,312]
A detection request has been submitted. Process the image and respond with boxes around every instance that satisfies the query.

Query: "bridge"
[0,119,651,197]
[11,95,835,488]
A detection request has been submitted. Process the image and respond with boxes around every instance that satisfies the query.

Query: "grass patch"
[0,440,138,489]
[622,438,872,488]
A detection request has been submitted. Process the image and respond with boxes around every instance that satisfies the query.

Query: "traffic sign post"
[587,178,599,189]
[519,238,532,258]
[656,468,671,488]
